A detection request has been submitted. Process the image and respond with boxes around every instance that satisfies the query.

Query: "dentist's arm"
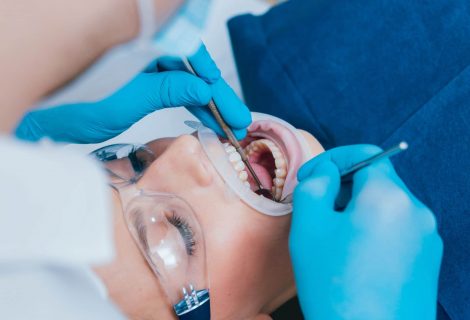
[0,0,141,132]
[16,45,252,143]
[290,145,443,320]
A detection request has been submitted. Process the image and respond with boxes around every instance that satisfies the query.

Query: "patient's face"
[94,129,323,319]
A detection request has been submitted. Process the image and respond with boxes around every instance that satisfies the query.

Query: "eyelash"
[167,212,197,256]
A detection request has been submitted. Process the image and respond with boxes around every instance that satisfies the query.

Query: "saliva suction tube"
[91,144,211,320]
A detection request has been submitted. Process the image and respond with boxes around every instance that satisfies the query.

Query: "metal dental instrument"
[340,141,409,182]
[182,59,273,200]
[281,141,409,205]
[334,141,409,210]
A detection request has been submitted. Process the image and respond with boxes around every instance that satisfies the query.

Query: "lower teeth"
[243,139,287,201]
[223,138,288,201]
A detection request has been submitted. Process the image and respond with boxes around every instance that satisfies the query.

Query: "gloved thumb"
[293,160,341,219]
[297,144,384,181]
[15,112,44,142]
[290,160,341,260]
[155,44,221,84]
[187,44,221,84]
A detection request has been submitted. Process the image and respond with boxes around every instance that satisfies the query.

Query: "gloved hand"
[154,45,252,139]
[290,145,443,320]
[15,44,251,143]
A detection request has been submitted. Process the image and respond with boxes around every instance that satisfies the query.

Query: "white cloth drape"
[0,136,124,319]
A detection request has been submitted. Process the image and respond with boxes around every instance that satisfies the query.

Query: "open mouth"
[221,120,306,202]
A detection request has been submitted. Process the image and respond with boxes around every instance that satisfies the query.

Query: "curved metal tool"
[182,59,273,200]
[281,141,409,206]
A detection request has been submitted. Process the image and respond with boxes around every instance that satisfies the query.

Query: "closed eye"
[166,211,197,256]
[133,209,197,256]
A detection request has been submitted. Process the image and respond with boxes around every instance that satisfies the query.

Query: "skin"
[94,131,324,319]
[0,1,322,318]
[0,0,183,132]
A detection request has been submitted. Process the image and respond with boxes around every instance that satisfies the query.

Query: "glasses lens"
[124,193,210,313]
[90,144,156,184]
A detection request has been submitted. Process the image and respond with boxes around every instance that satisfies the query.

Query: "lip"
[197,113,310,216]
[238,119,308,200]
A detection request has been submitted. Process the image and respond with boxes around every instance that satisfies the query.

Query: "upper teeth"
[245,139,287,201]
[223,143,251,189]
[223,139,288,201]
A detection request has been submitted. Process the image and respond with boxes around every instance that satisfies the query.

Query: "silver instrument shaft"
[183,59,266,192]
[334,141,408,210]
[206,99,265,190]
[341,141,408,181]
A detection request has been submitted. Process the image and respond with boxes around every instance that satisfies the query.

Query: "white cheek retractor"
[196,112,311,217]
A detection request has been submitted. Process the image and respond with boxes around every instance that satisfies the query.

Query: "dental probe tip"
[340,141,408,180]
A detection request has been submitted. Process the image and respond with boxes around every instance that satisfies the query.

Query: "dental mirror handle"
[334,141,408,210]
[205,99,266,191]
[182,59,267,193]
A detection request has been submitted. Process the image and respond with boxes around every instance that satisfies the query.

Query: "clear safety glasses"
[88,112,311,319]
[91,144,211,320]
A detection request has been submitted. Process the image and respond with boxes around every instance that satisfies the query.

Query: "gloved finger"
[291,160,341,241]
[187,43,221,84]
[346,163,412,221]
[350,165,441,248]
[15,112,44,142]
[157,44,222,84]
[158,48,251,133]
[294,160,341,213]
[188,44,251,131]
[185,105,247,140]
[155,72,212,108]
[298,144,385,181]
[156,56,187,72]
[350,161,398,199]
[143,58,159,73]
[102,71,212,118]
[211,79,252,130]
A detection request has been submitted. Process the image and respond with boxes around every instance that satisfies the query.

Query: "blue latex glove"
[290,145,443,320]
[15,44,251,143]
[155,45,251,139]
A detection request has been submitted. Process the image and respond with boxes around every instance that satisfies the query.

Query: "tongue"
[247,162,273,190]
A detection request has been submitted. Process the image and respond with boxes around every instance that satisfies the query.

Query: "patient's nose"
[139,135,213,191]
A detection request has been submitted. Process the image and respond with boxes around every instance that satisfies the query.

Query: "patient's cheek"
[209,233,256,315]
[207,215,274,313]
[298,129,324,158]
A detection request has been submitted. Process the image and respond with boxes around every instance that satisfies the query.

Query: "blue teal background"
[229,1,470,319]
